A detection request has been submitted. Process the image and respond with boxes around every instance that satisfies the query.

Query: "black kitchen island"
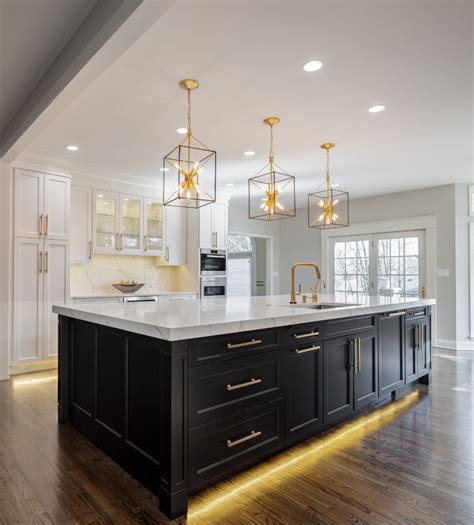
[54,294,433,519]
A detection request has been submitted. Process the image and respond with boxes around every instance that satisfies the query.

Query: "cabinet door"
[287,343,323,441]
[213,204,228,250]
[323,336,354,425]
[417,318,431,378]
[14,169,44,238]
[354,331,378,409]
[164,206,186,264]
[13,238,44,364]
[44,174,70,240]
[120,194,143,254]
[378,313,405,397]
[71,186,92,262]
[144,199,165,255]
[199,204,213,249]
[43,240,69,360]
[405,320,418,384]
[93,190,119,253]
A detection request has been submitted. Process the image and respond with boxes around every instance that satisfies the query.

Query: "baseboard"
[434,338,474,351]
[9,360,58,375]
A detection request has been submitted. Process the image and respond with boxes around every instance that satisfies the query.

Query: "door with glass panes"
[329,231,425,297]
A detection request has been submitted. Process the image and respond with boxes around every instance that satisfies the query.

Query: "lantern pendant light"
[308,143,349,229]
[248,117,296,221]
[163,79,216,208]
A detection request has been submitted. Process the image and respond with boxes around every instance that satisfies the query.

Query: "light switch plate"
[437,268,449,277]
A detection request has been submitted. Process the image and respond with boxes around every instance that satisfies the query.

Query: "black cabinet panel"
[417,318,431,377]
[324,336,354,424]
[96,329,126,436]
[127,336,161,461]
[325,315,376,339]
[354,331,378,409]
[405,320,418,384]
[286,343,323,441]
[189,351,284,427]
[378,313,405,396]
[71,320,95,416]
[189,399,284,488]
[189,329,280,366]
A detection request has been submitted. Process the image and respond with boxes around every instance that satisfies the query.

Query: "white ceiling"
[0,0,96,131]
[26,0,473,205]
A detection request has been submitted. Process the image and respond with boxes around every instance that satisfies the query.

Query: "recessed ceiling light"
[65,145,79,151]
[368,104,386,113]
[244,151,255,156]
[160,167,170,172]
[176,127,188,134]
[303,60,323,72]
[225,183,235,187]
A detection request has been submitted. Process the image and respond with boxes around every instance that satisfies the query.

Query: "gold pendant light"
[248,117,296,221]
[163,79,216,208]
[308,142,349,229]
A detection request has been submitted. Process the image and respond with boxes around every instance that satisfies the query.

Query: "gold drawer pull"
[295,345,321,355]
[413,311,425,317]
[226,430,262,448]
[227,338,262,350]
[388,311,405,317]
[294,330,319,339]
[227,378,262,391]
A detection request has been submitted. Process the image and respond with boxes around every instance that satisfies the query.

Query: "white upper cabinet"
[14,169,70,240]
[71,186,92,262]
[144,199,165,255]
[93,190,120,254]
[120,194,144,254]
[199,203,228,250]
[164,206,186,265]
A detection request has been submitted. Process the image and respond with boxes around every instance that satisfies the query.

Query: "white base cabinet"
[13,238,69,364]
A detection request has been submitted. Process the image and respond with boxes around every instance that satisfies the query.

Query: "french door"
[329,231,425,297]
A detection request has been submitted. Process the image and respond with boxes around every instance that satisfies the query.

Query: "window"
[330,231,425,297]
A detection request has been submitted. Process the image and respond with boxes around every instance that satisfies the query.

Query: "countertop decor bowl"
[112,283,145,294]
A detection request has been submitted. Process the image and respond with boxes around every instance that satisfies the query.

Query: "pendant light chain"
[325,147,331,192]
[269,123,275,193]
[187,88,192,138]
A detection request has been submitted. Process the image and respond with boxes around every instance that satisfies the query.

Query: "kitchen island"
[53,293,435,519]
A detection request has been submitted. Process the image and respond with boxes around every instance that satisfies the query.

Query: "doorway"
[227,233,272,297]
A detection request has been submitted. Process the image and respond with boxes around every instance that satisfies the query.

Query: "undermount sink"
[287,302,359,309]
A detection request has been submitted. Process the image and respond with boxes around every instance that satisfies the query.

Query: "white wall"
[228,203,281,294]
[0,162,12,380]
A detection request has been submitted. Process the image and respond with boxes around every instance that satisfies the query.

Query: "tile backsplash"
[70,255,196,297]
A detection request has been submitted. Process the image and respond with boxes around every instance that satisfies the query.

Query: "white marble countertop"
[71,290,198,300]
[53,293,435,342]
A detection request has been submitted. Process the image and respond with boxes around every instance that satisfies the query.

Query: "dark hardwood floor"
[0,348,473,524]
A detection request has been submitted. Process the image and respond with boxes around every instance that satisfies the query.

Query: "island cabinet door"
[286,342,323,442]
[417,317,431,378]
[378,312,405,397]
[323,336,354,425]
[353,330,378,410]
[405,319,419,384]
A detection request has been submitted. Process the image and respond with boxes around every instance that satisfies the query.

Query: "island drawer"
[406,307,428,320]
[189,399,284,489]
[282,322,323,346]
[189,328,281,366]
[325,315,376,339]
[189,350,284,427]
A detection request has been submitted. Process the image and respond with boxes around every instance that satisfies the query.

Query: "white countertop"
[53,293,435,342]
[71,290,198,300]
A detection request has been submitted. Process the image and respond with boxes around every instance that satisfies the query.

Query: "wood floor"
[0,348,473,525]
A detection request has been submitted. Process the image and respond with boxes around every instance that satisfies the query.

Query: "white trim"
[229,231,274,296]
[435,338,474,351]
[469,221,474,339]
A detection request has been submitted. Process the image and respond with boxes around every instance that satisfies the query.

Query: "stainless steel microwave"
[200,276,227,298]
[200,249,227,276]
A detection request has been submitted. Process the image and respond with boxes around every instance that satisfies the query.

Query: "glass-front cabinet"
[120,194,143,254]
[144,199,164,255]
[93,190,120,253]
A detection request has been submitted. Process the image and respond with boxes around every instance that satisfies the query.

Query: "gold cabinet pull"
[226,430,262,448]
[44,251,48,273]
[39,214,44,236]
[413,311,424,317]
[227,338,262,350]
[39,251,43,273]
[44,214,49,236]
[388,311,405,317]
[295,345,321,355]
[294,330,319,339]
[227,378,262,391]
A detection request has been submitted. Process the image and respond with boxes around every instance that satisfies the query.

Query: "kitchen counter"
[54,293,435,341]
[70,290,198,300]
